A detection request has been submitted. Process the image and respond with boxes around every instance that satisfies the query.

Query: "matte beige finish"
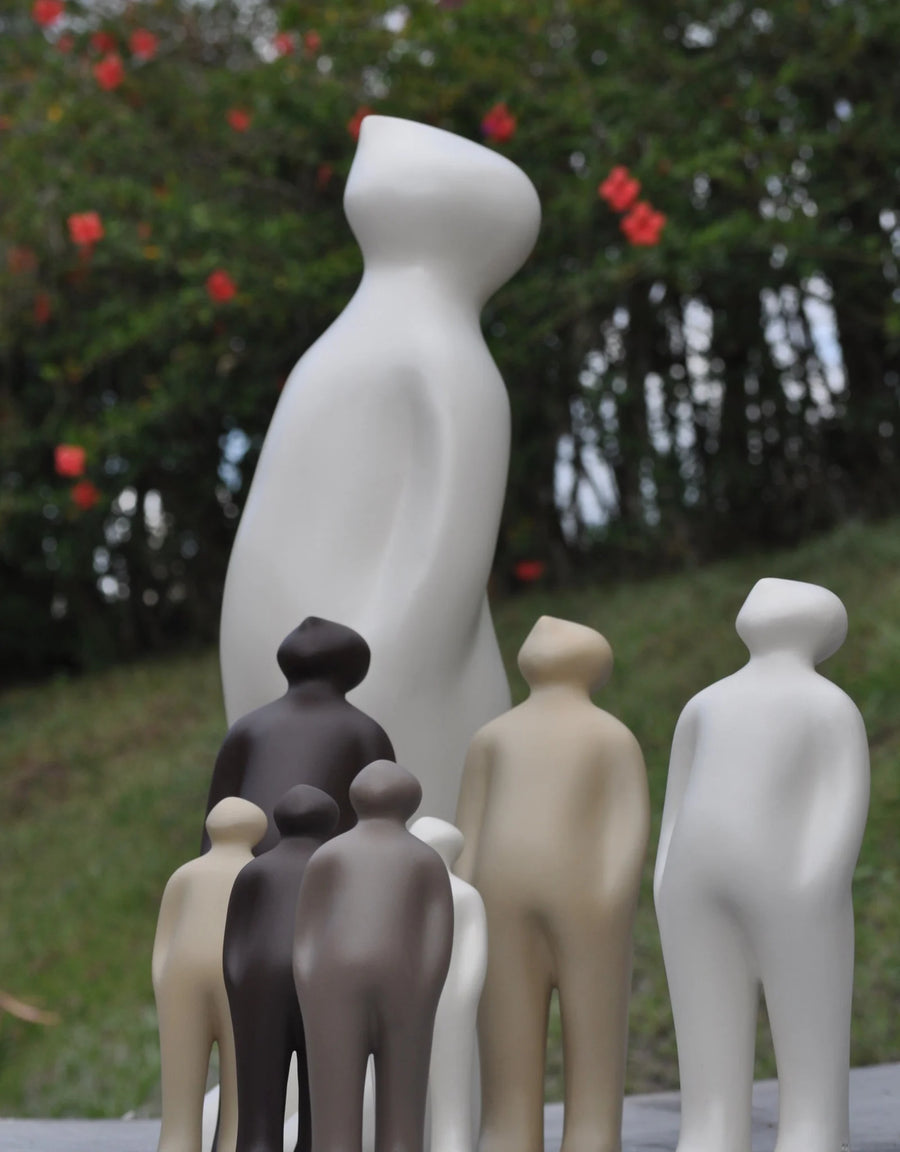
[455,616,649,1152]
[152,798,268,1152]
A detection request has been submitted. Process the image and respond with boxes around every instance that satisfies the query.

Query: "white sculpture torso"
[654,577,870,1152]
[220,115,541,821]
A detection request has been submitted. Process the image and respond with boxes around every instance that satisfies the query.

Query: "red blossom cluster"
[227,108,252,133]
[91,31,116,53]
[54,446,101,509]
[32,0,64,28]
[34,292,52,325]
[273,32,295,56]
[347,106,372,141]
[514,559,545,583]
[130,29,158,61]
[481,102,516,144]
[55,444,86,477]
[304,30,322,55]
[598,165,666,247]
[94,53,125,91]
[206,269,237,303]
[68,211,104,250]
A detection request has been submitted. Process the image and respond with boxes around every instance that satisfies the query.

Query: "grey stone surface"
[2,1064,897,1151]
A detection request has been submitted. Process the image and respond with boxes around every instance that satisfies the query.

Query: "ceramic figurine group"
[153,115,870,1152]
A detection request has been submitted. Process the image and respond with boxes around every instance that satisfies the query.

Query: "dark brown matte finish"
[203,617,395,855]
[293,760,454,1152]
[223,785,339,1152]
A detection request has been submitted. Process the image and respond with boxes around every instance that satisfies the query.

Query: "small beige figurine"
[455,616,649,1152]
[152,797,267,1152]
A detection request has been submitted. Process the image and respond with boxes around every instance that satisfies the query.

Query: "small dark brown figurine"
[203,617,395,855]
[293,760,454,1152]
[223,785,339,1152]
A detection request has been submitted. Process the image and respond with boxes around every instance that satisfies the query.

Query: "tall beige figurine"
[152,798,268,1152]
[455,616,649,1152]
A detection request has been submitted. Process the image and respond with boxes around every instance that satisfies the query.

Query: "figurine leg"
[304,992,369,1152]
[373,1004,433,1152]
[214,983,241,1152]
[556,913,632,1152]
[763,900,854,1152]
[477,911,550,1152]
[658,896,757,1152]
[157,984,213,1152]
[230,985,292,1152]
[291,1012,311,1152]
[428,970,480,1152]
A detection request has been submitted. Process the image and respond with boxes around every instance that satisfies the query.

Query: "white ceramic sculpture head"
[344,115,541,305]
[517,615,614,692]
[735,577,848,665]
[205,796,269,849]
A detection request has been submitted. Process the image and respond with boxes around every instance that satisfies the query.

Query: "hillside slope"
[0,518,898,1116]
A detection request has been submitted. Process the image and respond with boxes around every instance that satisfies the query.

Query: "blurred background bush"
[3,0,899,680]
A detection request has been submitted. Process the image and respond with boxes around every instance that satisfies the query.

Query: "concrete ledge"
[2,1063,897,1152]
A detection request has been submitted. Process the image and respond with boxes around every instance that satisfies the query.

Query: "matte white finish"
[152,798,267,1152]
[654,577,870,1152]
[219,114,541,822]
[412,817,488,1152]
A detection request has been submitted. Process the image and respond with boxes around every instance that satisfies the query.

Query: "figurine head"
[350,759,422,824]
[735,578,847,665]
[276,617,371,692]
[410,816,464,869]
[344,115,541,305]
[205,797,268,850]
[517,615,613,692]
[274,784,340,841]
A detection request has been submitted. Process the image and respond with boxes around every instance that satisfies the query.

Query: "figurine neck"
[355,260,482,319]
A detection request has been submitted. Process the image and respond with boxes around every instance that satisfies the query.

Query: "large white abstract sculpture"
[219,114,541,821]
[654,577,870,1152]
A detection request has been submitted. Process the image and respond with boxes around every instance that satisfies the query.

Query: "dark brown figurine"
[293,760,454,1152]
[223,785,339,1152]
[203,617,395,855]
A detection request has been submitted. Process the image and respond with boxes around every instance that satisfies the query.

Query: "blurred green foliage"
[1,0,899,679]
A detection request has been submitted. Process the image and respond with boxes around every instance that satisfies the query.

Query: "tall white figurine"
[219,114,541,821]
[654,577,870,1152]
[412,817,488,1152]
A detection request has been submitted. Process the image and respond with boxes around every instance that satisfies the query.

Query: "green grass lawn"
[1,517,898,1116]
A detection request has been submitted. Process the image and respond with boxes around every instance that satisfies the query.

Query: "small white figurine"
[152,798,267,1152]
[411,817,488,1152]
[455,616,649,1152]
[654,577,870,1152]
[219,114,541,822]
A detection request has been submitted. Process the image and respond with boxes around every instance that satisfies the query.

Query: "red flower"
[599,166,641,213]
[304,30,322,54]
[273,31,295,56]
[55,444,86,478]
[34,292,52,325]
[56,33,74,53]
[129,29,158,61]
[8,246,37,274]
[621,201,666,246]
[316,163,333,189]
[514,559,545,583]
[68,211,104,248]
[71,480,101,511]
[347,106,372,141]
[137,221,152,240]
[206,269,237,303]
[94,53,125,91]
[90,31,116,52]
[227,107,252,132]
[481,102,516,144]
[32,0,64,28]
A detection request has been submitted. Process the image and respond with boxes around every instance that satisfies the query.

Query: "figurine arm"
[454,888,488,994]
[601,732,651,900]
[201,727,250,853]
[293,853,337,982]
[421,869,455,990]
[453,733,492,884]
[362,722,396,766]
[151,869,187,990]
[653,703,699,906]
[803,702,870,888]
